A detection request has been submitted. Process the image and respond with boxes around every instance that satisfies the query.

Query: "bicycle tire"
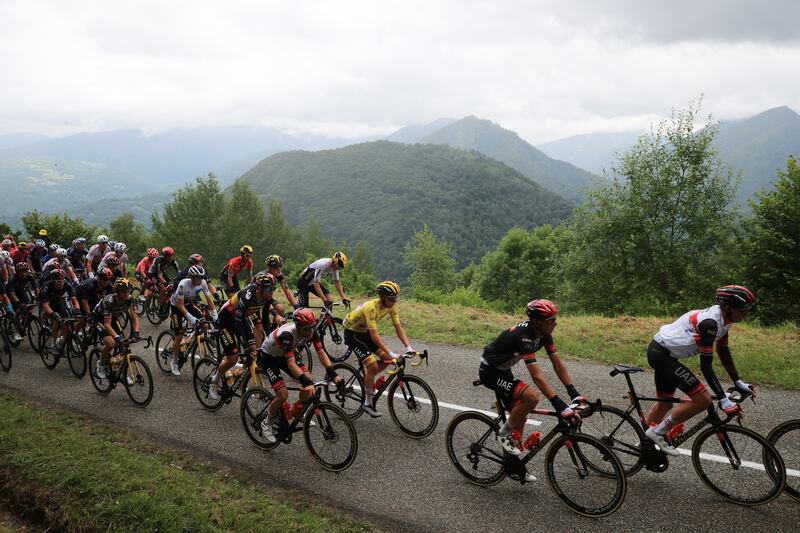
[445,411,506,486]
[240,387,280,450]
[88,349,113,395]
[387,374,439,438]
[192,357,225,411]
[27,316,41,353]
[5,316,21,348]
[303,402,358,471]
[0,327,11,372]
[545,433,627,518]
[320,317,349,362]
[38,328,60,370]
[692,425,785,505]
[145,294,164,325]
[154,331,174,374]
[66,334,87,378]
[578,404,646,476]
[189,334,218,371]
[124,355,154,407]
[241,366,268,392]
[323,362,364,420]
[768,419,800,501]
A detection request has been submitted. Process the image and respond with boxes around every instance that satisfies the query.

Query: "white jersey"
[169,278,211,307]
[653,305,732,359]
[303,258,340,283]
[43,256,73,274]
[259,322,321,359]
[87,244,109,263]
[99,251,128,272]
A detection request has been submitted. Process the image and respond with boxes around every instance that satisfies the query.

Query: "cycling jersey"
[148,256,179,278]
[135,256,154,278]
[221,256,253,279]
[169,278,211,307]
[218,284,276,352]
[43,257,75,278]
[76,277,110,311]
[481,321,556,370]
[10,249,29,265]
[86,244,110,267]
[653,305,731,359]
[260,322,322,359]
[29,248,46,273]
[299,258,340,284]
[344,298,400,333]
[38,280,75,305]
[92,293,132,321]
[99,251,128,273]
[6,274,37,300]
[66,246,88,271]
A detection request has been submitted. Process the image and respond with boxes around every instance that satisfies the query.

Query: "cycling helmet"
[35,239,45,248]
[49,244,59,253]
[332,251,347,268]
[108,240,117,250]
[253,272,277,289]
[1,239,12,248]
[265,254,282,267]
[16,262,30,272]
[18,241,28,248]
[105,255,119,267]
[113,277,131,290]
[376,280,401,297]
[97,234,109,244]
[0,251,9,259]
[114,242,127,252]
[76,237,87,245]
[526,299,559,321]
[56,247,68,257]
[716,285,756,310]
[147,247,159,258]
[240,244,253,255]
[72,238,81,246]
[38,229,48,236]
[188,253,203,265]
[50,269,66,281]
[162,246,174,256]
[293,307,316,327]
[188,265,206,278]
[98,267,113,280]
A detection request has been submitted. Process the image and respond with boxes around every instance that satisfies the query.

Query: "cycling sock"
[653,415,674,436]
[498,422,514,437]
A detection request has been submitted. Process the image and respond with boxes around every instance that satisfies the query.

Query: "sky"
[2,0,799,143]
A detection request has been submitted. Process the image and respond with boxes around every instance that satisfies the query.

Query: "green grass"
[318,296,800,390]
[0,392,377,533]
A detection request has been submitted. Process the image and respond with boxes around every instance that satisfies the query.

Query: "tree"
[742,157,800,324]
[109,212,150,263]
[557,102,739,314]
[20,210,100,248]
[403,225,457,292]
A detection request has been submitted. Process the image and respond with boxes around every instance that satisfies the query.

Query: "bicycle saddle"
[610,364,644,376]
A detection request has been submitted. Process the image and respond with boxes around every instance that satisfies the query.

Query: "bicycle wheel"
[387,374,439,438]
[323,362,364,420]
[303,402,358,471]
[192,357,225,411]
[240,387,279,450]
[39,329,60,370]
[320,317,349,362]
[241,366,268,392]
[88,349,113,395]
[5,316,21,348]
[0,327,11,372]
[154,331,174,374]
[124,355,154,407]
[578,405,646,476]
[27,316,42,353]
[445,411,506,486]
[692,425,785,505]
[545,433,627,518]
[189,335,218,371]
[130,286,143,314]
[66,334,87,378]
[145,294,163,325]
[768,419,800,501]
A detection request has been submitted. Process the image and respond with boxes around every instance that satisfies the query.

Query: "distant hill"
[238,141,574,279]
[0,133,50,150]
[385,118,457,144]
[419,116,596,203]
[537,131,641,174]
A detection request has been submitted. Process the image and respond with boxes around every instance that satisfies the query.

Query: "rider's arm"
[103,314,117,336]
[696,318,726,399]
[129,300,139,334]
[81,298,91,316]
[69,296,80,313]
[312,281,328,301]
[334,279,346,302]
[176,296,193,322]
[527,359,571,414]
[280,278,298,306]
[368,327,395,360]
[715,335,740,382]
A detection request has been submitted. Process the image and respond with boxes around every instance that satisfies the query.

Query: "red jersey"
[223,256,253,277]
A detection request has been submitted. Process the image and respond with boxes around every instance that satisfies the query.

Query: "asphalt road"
[1,323,797,532]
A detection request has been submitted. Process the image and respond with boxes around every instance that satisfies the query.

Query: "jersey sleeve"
[364,304,379,330]
[389,306,401,326]
[542,334,557,356]
[277,330,297,358]
[696,318,718,355]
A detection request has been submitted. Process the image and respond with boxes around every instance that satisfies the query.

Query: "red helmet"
[105,255,119,267]
[293,308,316,327]
[15,261,30,272]
[162,246,174,256]
[50,269,66,281]
[189,253,203,265]
[526,299,558,321]
[716,285,756,310]
[147,247,159,258]
[98,267,113,280]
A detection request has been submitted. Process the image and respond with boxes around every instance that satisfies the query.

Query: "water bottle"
[523,431,542,450]
[374,375,387,390]
[291,400,304,418]
[282,401,293,421]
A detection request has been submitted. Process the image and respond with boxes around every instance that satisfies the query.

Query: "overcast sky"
[2,0,799,143]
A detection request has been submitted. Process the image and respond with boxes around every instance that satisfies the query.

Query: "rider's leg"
[505,385,539,435]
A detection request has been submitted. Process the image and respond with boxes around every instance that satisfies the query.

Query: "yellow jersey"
[344,298,401,333]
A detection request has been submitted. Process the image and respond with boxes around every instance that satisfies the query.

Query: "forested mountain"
[419,116,596,203]
[385,118,457,143]
[537,131,642,174]
[237,141,575,279]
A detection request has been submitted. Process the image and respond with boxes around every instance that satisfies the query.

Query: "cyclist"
[39,269,80,350]
[29,240,48,274]
[42,247,79,284]
[11,242,30,265]
[168,265,218,376]
[92,278,141,379]
[343,281,415,417]
[37,229,51,249]
[644,285,757,456]
[220,245,254,297]
[172,253,223,305]
[479,299,584,474]
[1,238,15,253]
[135,248,159,300]
[66,238,88,279]
[258,254,298,308]
[296,251,350,308]
[0,251,14,283]
[6,261,38,311]
[86,235,110,278]
[257,307,341,443]
[148,247,179,309]
[99,242,129,278]
[210,272,285,400]
[76,268,114,319]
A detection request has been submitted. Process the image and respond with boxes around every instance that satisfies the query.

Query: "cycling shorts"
[647,340,706,397]
[169,304,202,335]
[344,329,380,365]
[478,363,529,412]
[257,351,308,392]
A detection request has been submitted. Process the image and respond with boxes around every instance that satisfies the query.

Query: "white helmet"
[49,243,59,253]
[188,265,206,278]
[114,242,127,252]
[0,251,10,259]
[56,247,68,257]
[97,234,109,244]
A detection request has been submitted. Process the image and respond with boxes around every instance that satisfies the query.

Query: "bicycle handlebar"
[387,350,429,375]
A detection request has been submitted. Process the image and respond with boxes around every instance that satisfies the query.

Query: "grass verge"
[0,391,377,533]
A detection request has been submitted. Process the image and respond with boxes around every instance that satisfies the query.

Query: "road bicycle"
[88,336,154,407]
[446,380,627,518]
[38,316,87,378]
[155,318,220,374]
[192,350,267,411]
[290,304,348,371]
[144,284,171,326]
[5,303,42,354]
[579,364,786,506]
[241,380,358,471]
[767,418,799,501]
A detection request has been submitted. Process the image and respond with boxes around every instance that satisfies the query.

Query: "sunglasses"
[298,325,315,332]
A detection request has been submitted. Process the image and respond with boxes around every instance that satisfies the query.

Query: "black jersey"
[76,277,110,309]
[480,321,556,370]
[92,293,132,321]
[38,280,75,304]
